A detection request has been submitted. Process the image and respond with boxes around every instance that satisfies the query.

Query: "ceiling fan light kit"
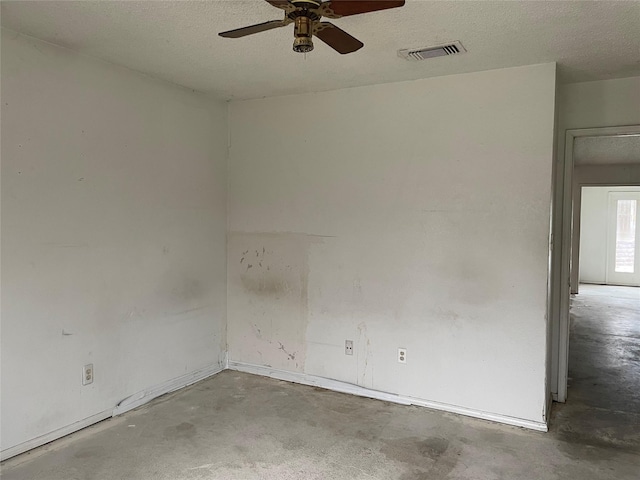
[219,0,405,55]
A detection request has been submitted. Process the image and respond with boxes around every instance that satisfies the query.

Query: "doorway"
[552,126,640,405]
[551,128,640,446]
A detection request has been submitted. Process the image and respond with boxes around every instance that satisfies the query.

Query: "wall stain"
[240,275,289,296]
[230,232,323,372]
[167,276,206,302]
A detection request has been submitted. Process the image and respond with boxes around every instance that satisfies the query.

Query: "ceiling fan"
[219,0,405,55]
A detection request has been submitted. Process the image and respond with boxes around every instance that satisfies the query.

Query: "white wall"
[559,77,640,132]
[1,31,227,453]
[228,63,557,424]
[579,187,609,283]
[580,186,640,284]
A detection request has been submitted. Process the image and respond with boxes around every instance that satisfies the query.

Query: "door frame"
[555,125,640,403]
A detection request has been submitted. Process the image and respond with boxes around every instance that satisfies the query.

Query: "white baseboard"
[228,361,549,432]
[0,410,112,462]
[545,392,554,427]
[1,362,224,462]
[2,359,548,462]
[113,362,224,416]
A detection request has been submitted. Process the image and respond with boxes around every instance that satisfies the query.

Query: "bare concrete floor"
[2,285,639,479]
[550,284,640,454]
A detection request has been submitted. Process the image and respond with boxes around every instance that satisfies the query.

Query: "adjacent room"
[558,150,640,448]
[1,1,639,479]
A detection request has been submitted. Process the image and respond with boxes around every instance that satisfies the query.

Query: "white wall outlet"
[398,348,407,364]
[83,364,94,385]
[345,340,354,355]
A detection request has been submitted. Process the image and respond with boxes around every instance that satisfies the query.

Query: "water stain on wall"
[240,275,290,297]
[228,232,327,372]
[170,277,205,302]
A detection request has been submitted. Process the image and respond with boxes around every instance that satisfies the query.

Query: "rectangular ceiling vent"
[398,41,466,61]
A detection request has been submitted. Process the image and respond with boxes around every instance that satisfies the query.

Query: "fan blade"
[219,20,290,38]
[325,0,405,17]
[314,22,363,54]
[264,0,291,9]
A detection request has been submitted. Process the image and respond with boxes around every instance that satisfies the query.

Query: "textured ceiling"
[574,136,640,166]
[2,0,640,100]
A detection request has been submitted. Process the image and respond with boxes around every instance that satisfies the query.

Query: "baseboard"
[544,391,554,427]
[113,362,224,416]
[2,360,547,462]
[228,361,549,432]
[229,361,413,405]
[0,410,112,462]
[1,362,225,462]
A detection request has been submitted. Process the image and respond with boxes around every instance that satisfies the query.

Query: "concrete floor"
[2,285,639,479]
[550,284,640,453]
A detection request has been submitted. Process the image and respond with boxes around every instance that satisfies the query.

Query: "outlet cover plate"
[345,340,354,355]
[83,364,94,385]
[398,348,407,364]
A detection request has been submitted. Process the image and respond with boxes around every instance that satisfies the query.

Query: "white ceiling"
[574,135,640,166]
[2,0,639,100]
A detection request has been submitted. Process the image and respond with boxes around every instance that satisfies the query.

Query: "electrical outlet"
[398,348,407,364]
[345,340,354,355]
[83,364,94,385]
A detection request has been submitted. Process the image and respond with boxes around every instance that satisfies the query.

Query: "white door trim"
[556,125,640,403]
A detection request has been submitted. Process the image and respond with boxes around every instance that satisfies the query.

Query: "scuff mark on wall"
[357,321,373,389]
[252,324,262,339]
[278,342,297,361]
[169,305,209,317]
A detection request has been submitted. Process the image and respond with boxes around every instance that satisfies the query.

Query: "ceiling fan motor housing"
[293,16,314,52]
[291,0,321,9]
[290,2,321,54]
